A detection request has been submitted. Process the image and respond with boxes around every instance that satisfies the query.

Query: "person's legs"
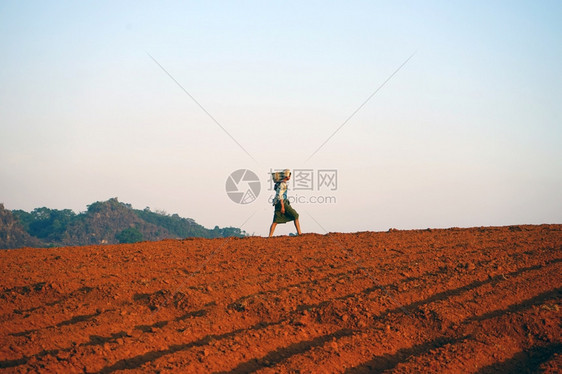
[294,218,302,235]
[269,222,277,237]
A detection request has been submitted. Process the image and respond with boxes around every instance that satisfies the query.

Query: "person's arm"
[279,182,286,213]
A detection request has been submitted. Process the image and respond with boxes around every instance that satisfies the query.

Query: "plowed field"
[1,225,561,373]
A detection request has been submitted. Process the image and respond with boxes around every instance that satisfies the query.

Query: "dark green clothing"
[273,199,299,223]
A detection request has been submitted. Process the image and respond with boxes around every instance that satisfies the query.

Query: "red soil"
[0,225,561,373]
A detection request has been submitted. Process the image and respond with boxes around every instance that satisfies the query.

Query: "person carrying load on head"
[269,169,302,237]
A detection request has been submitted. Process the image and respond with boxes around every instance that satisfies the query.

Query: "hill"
[1,198,245,249]
[0,204,43,249]
[0,225,560,372]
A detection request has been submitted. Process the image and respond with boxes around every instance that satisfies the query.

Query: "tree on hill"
[210,225,247,238]
[116,227,144,243]
[62,198,168,246]
[134,207,216,238]
[13,208,75,244]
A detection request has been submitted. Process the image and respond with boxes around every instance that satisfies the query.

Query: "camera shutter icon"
[225,169,261,204]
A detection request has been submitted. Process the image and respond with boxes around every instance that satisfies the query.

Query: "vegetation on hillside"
[0,204,43,249]
[1,198,246,249]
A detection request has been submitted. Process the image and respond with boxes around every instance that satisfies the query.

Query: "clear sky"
[1,1,561,236]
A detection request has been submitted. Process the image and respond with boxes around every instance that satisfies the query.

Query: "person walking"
[269,169,302,237]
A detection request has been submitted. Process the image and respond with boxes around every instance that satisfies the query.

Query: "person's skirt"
[273,199,299,223]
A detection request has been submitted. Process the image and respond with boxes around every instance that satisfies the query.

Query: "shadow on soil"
[343,336,467,374]
[93,322,274,374]
[217,329,356,374]
[9,310,101,337]
[476,342,562,374]
[0,330,127,369]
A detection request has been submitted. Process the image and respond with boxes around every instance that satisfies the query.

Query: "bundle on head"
[272,169,291,183]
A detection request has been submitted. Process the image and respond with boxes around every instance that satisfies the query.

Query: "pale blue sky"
[1,1,561,236]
